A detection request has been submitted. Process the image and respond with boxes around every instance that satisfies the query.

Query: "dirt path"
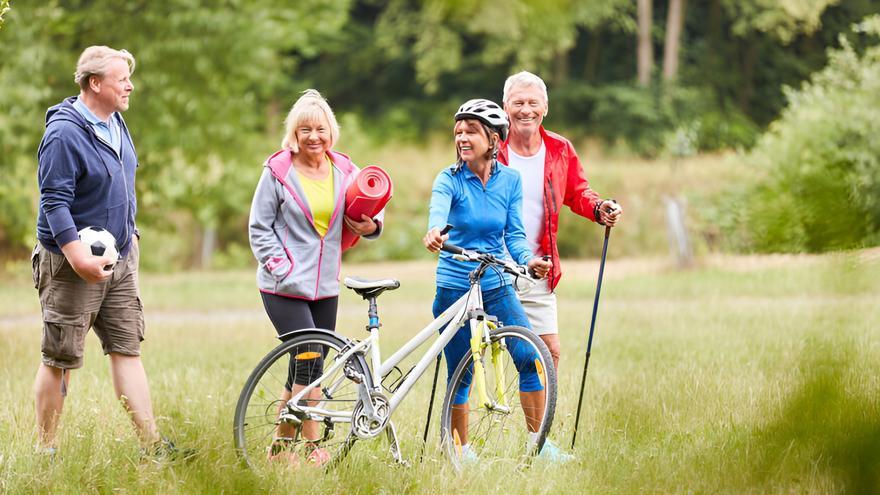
[3,249,876,329]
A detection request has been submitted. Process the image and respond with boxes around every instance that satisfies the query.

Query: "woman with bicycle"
[248,89,382,466]
[423,99,553,460]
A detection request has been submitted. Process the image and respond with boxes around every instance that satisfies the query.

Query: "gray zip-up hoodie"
[248,149,382,300]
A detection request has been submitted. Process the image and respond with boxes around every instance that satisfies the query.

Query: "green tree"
[0,0,9,30]
[0,0,352,267]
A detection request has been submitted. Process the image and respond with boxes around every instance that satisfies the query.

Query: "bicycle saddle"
[344,277,401,299]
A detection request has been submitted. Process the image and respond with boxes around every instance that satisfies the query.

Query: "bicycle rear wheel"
[439,325,556,468]
[233,330,368,469]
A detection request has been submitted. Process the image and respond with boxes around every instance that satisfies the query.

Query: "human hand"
[526,256,552,279]
[344,214,378,236]
[600,200,622,227]
[422,227,449,253]
[60,240,114,283]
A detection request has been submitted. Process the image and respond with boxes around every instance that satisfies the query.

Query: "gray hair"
[502,71,548,105]
[281,89,340,152]
[74,46,135,90]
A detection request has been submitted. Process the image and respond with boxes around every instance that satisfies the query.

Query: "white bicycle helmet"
[454,98,509,141]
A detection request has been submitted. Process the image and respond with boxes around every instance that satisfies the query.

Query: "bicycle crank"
[352,392,391,439]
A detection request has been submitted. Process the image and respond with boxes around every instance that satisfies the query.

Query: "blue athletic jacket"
[428,161,533,291]
[36,97,138,256]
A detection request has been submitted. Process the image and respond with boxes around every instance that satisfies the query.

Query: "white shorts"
[514,278,558,335]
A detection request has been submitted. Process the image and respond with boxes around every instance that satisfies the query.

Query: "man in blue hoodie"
[32,46,169,457]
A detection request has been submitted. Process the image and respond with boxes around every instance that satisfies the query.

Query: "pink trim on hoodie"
[267,150,315,227]
[259,288,339,301]
[263,148,358,299]
[267,149,356,238]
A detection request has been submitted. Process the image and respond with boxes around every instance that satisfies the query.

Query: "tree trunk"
[266,99,280,138]
[662,0,686,82]
[584,29,601,81]
[200,226,216,270]
[738,37,758,115]
[708,0,724,108]
[553,48,570,87]
[708,0,722,47]
[637,0,653,87]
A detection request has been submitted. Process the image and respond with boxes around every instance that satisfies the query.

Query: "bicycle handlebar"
[440,242,530,280]
[439,242,464,256]
[437,224,535,282]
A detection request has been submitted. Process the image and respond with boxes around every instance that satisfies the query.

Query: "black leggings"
[260,293,338,391]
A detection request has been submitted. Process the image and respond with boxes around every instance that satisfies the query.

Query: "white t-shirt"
[507,143,546,255]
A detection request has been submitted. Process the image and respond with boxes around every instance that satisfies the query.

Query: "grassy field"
[1,251,878,493]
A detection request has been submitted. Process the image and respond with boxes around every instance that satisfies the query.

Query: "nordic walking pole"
[419,354,443,461]
[421,224,453,460]
[571,225,612,449]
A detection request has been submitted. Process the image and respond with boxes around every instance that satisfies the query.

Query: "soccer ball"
[78,226,119,270]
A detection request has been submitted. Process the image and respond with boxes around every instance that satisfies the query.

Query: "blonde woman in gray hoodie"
[248,89,382,467]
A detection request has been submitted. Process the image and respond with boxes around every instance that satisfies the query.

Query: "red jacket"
[498,126,603,290]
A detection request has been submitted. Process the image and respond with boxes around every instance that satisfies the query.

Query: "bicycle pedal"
[344,362,365,384]
[278,413,303,426]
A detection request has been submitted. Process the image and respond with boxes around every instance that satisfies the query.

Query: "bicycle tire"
[439,325,557,468]
[233,330,370,469]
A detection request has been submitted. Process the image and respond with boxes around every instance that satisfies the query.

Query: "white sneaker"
[537,440,575,463]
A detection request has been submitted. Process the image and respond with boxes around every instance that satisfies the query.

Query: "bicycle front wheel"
[439,325,557,468]
[233,330,368,469]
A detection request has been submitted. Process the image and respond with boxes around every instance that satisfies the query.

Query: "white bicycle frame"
[286,280,490,423]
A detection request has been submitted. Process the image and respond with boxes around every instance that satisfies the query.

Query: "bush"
[715,16,880,253]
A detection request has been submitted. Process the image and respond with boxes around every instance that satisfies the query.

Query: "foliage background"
[1,1,879,269]
[709,16,880,253]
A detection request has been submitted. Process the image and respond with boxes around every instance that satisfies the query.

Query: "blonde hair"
[281,89,340,152]
[502,71,548,105]
[74,46,135,90]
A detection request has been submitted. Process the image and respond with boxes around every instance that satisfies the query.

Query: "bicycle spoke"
[440,326,556,466]
[234,333,366,469]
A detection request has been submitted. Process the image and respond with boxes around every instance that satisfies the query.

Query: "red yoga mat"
[341,165,393,251]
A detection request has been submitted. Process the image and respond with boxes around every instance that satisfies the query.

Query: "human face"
[94,58,134,115]
[454,119,492,162]
[295,117,332,159]
[504,84,547,138]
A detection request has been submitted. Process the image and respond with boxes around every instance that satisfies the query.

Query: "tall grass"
[1,251,877,493]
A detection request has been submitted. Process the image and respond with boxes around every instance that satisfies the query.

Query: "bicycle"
[233,240,557,470]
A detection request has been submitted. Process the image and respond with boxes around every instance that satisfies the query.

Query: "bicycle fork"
[470,317,511,414]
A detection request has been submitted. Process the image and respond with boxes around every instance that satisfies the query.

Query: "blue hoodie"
[36,96,138,256]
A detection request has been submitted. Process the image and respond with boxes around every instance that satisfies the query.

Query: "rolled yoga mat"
[342,165,393,250]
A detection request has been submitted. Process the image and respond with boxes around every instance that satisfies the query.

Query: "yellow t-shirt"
[297,160,335,237]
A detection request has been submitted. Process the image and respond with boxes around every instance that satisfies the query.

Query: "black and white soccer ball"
[78,226,119,270]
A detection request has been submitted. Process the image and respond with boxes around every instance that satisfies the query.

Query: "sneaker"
[458,444,479,465]
[267,438,299,466]
[305,446,331,467]
[537,440,574,463]
[143,437,197,462]
[34,445,58,461]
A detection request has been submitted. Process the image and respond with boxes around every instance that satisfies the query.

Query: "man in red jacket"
[498,71,622,372]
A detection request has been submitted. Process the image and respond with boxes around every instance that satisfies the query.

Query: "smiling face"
[294,116,332,160]
[92,57,134,114]
[454,119,496,162]
[504,84,547,138]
